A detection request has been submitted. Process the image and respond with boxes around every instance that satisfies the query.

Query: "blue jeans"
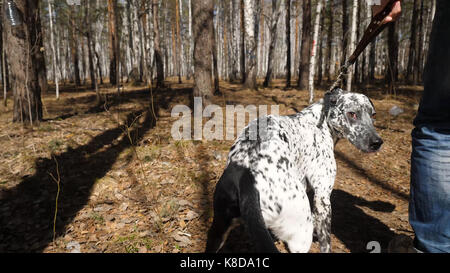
[410,126,450,253]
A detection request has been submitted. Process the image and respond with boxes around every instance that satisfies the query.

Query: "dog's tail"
[237,165,279,253]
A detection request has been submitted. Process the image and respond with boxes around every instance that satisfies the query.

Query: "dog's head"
[324,88,383,153]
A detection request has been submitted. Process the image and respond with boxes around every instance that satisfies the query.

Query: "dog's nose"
[370,138,383,151]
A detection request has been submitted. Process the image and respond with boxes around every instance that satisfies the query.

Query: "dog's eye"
[372,113,376,120]
[347,112,357,120]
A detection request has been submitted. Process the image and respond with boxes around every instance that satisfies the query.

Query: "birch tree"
[263,0,282,87]
[308,0,323,103]
[346,0,358,92]
[285,0,291,88]
[297,0,311,89]
[153,0,165,88]
[192,0,214,104]
[107,0,119,86]
[47,0,59,99]
[243,0,259,90]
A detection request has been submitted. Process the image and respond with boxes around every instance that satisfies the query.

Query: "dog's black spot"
[275,203,282,214]
[279,131,289,143]
[277,156,289,170]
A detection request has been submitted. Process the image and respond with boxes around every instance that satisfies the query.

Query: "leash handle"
[347,0,398,65]
[327,0,398,92]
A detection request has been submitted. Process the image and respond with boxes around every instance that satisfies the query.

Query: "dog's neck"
[294,100,341,145]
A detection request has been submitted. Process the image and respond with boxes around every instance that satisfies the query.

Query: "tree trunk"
[293,0,300,78]
[70,8,81,86]
[126,0,135,74]
[211,21,220,94]
[243,0,259,90]
[285,0,291,88]
[406,0,419,83]
[239,0,246,83]
[48,0,59,98]
[413,0,424,85]
[0,9,9,106]
[85,0,97,94]
[192,0,214,104]
[35,6,47,95]
[153,0,164,88]
[4,0,43,124]
[326,0,333,82]
[263,0,282,87]
[308,0,323,103]
[107,0,119,86]
[140,0,150,85]
[353,1,361,85]
[387,22,399,94]
[188,0,194,79]
[369,37,376,83]
[297,0,311,89]
[229,0,239,81]
[341,0,348,87]
[345,0,358,92]
[175,0,182,83]
[317,7,325,87]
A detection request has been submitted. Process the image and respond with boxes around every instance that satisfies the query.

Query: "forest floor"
[0,78,422,253]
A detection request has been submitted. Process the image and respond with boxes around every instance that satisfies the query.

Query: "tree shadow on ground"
[44,88,166,122]
[0,88,179,252]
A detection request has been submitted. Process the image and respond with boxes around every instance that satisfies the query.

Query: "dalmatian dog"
[205,88,383,253]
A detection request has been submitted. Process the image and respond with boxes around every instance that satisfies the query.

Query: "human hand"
[372,0,402,24]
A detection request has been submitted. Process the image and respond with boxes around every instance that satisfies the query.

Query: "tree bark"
[263,0,282,87]
[188,0,194,79]
[297,0,311,89]
[153,0,165,88]
[107,0,119,86]
[285,0,291,88]
[413,0,424,85]
[326,0,333,82]
[69,8,81,86]
[4,0,43,124]
[85,0,97,94]
[211,20,220,94]
[239,0,246,83]
[387,22,399,94]
[308,0,323,103]
[317,6,325,87]
[192,0,214,104]
[341,0,348,87]
[48,0,59,98]
[243,0,259,90]
[293,0,300,78]
[406,0,419,83]
[346,0,358,92]
[175,0,182,83]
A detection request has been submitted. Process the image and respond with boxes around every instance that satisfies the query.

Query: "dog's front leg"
[312,194,332,253]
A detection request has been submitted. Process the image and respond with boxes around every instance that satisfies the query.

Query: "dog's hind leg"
[205,164,242,253]
[239,169,280,253]
[270,191,314,253]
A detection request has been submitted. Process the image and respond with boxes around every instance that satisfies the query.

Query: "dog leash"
[328,0,398,92]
